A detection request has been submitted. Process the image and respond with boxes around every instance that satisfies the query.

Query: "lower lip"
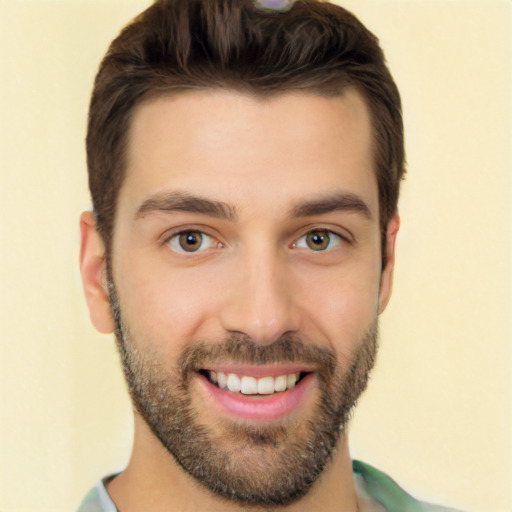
[197,373,315,421]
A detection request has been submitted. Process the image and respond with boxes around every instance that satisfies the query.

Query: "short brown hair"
[87,0,405,255]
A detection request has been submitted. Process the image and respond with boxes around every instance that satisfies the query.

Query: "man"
[77,0,460,511]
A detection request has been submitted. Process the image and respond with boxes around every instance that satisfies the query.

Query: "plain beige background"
[0,1,510,511]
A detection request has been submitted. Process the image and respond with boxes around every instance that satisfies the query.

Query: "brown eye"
[169,231,215,253]
[306,230,330,251]
[294,230,342,252]
[179,231,202,252]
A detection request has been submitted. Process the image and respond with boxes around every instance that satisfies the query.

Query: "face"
[81,89,398,506]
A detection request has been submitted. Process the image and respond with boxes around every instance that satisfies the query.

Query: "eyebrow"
[135,190,372,223]
[289,192,373,220]
[135,192,237,221]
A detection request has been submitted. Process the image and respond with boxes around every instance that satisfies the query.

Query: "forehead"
[120,89,377,220]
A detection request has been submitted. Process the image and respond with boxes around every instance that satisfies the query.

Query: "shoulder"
[76,474,119,512]
[353,460,462,512]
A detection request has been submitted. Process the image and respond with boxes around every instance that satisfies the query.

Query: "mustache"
[177,333,338,380]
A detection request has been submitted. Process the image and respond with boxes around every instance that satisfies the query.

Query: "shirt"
[76,459,461,512]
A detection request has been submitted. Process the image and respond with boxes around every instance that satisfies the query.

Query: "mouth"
[196,366,315,421]
[199,369,308,396]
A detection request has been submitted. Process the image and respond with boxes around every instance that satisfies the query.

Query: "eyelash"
[292,230,345,252]
[166,229,223,254]
[164,227,349,255]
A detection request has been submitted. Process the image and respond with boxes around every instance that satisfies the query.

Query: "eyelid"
[170,232,214,253]
[160,224,351,253]
[292,225,352,246]
[161,224,220,241]
[293,230,343,251]
[162,225,225,253]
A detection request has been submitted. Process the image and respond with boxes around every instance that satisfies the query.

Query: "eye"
[168,230,218,253]
[293,229,342,252]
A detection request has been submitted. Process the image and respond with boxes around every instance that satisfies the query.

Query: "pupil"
[307,231,329,250]
[180,231,202,251]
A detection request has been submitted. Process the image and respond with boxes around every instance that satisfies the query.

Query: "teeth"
[227,373,241,392]
[287,373,298,389]
[217,371,227,389]
[209,371,302,395]
[274,374,287,392]
[257,376,275,395]
[240,376,257,395]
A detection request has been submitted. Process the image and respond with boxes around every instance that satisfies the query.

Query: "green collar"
[353,460,427,512]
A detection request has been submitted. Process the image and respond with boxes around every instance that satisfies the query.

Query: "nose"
[219,248,301,345]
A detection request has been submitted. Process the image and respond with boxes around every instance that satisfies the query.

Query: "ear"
[378,212,400,314]
[79,211,115,333]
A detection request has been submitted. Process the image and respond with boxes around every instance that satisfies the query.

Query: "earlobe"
[79,211,115,334]
[378,213,400,314]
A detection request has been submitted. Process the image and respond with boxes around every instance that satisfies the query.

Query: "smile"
[197,367,315,421]
[204,370,305,395]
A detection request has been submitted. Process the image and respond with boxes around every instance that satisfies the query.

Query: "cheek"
[114,262,224,353]
[113,245,382,353]
[297,263,381,345]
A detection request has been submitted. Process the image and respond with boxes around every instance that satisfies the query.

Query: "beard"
[108,279,378,507]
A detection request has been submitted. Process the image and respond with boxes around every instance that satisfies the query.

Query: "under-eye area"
[199,370,310,396]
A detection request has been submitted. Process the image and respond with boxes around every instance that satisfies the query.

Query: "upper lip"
[200,363,313,378]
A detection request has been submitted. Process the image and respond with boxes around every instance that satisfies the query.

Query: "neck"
[108,415,360,512]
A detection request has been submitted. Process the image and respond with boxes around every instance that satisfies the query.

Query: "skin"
[80,88,399,512]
